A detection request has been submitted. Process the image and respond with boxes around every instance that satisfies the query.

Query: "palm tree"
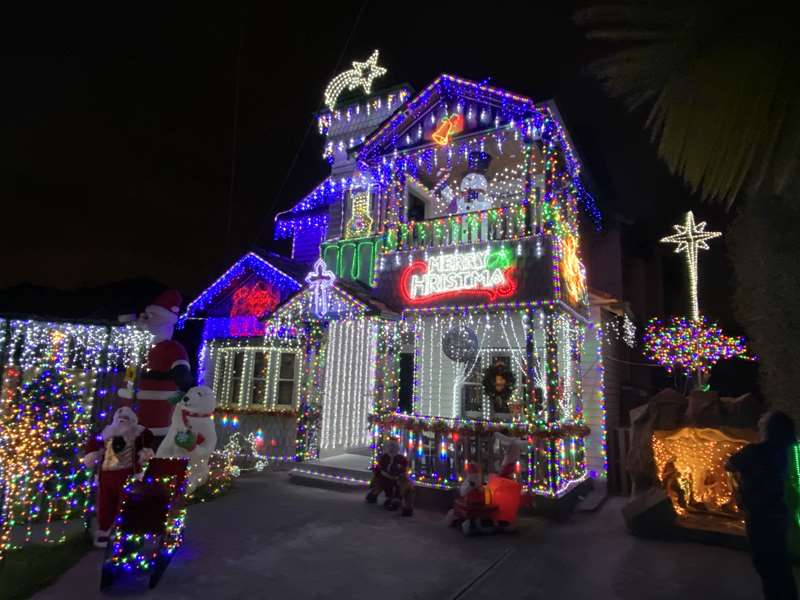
[575,1,800,415]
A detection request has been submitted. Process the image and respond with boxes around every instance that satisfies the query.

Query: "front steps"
[288,453,372,491]
[288,453,456,510]
[288,453,599,517]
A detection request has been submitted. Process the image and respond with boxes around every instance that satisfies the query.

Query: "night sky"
[0,2,738,328]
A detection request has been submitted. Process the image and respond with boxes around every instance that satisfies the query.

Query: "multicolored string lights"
[642,316,755,375]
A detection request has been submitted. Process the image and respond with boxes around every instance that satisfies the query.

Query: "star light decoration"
[324,49,387,111]
[660,211,721,321]
[305,258,336,318]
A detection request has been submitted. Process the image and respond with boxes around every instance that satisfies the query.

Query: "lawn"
[0,535,90,600]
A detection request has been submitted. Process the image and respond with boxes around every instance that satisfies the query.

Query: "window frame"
[460,350,521,421]
[274,352,297,408]
[207,341,300,410]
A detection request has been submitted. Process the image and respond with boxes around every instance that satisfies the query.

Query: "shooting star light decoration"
[323,50,387,111]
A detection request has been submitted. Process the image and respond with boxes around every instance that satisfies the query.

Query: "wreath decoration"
[481,361,516,402]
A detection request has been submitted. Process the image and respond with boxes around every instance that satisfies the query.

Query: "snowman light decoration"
[440,151,493,215]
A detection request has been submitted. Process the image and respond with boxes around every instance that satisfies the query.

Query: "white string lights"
[321,319,377,450]
[323,49,387,111]
[660,211,721,321]
[408,311,533,419]
[603,314,636,349]
[205,341,301,409]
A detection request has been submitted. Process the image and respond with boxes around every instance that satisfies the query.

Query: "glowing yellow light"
[652,427,754,520]
[560,234,586,304]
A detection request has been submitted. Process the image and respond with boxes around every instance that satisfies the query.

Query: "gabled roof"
[275,74,602,234]
[354,74,601,227]
[273,177,349,239]
[357,74,545,164]
[333,278,401,319]
[268,277,400,327]
[182,251,304,320]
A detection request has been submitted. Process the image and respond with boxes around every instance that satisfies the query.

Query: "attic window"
[407,190,426,222]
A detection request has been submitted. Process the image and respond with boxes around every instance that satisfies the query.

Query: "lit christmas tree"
[0,368,93,559]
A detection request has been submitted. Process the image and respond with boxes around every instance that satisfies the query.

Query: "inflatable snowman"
[156,385,217,494]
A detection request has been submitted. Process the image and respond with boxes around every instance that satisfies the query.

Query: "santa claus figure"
[119,290,192,445]
[446,463,494,535]
[460,463,488,506]
[494,432,525,479]
[365,437,414,517]
[83,407,155,547]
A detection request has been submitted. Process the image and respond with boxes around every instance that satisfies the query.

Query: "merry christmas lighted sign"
[400,247,516,304]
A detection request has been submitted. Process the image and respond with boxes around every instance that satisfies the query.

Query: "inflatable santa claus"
[119,290,193,443]
[83,407,155,547]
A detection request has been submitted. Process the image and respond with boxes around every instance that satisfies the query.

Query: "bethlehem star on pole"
[660,211,721,321]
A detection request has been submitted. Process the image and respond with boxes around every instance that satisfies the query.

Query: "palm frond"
[578,0,800,207]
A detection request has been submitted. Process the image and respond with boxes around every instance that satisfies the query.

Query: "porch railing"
[382,204,534,253]
[370,413,590,496]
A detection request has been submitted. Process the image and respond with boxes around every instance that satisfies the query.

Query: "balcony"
[369,413,590,496]
[382,204,535,253]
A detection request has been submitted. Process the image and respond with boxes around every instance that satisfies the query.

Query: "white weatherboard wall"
[414,312,527,419]
[320,319,377,454]
[581,313,606,479]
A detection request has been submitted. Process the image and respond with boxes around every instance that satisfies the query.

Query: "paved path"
[34,472,770,599]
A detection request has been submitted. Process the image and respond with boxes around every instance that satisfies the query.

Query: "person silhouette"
[726,410,798,599]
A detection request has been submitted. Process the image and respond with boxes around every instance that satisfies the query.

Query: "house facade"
[186,70,611,499]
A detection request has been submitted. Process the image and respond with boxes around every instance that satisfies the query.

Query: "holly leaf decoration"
[174,430,197,450]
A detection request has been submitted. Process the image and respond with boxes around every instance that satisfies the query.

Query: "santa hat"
[103,406,143,439]
[146,289,182,323]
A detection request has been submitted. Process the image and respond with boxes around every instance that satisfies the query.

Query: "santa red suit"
[460,463,488,507]
[494,432,524,479]
[83,407,154,546]
[365,437,414,516]
[118,290,192,438]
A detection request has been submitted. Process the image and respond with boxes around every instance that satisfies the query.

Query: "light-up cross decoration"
[323,50,387,111]
[660,211,721,321]
[305,258,336,318]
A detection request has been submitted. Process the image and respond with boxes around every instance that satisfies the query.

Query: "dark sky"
[0,2,738,327]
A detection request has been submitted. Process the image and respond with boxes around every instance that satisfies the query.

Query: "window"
[276,353,296,406]
[460,353,516,419]
[487,355,513,417]
[230,352,245,405]
[212,351,227,404]
[461,360,483,416]
[209,344,300,409]
[398,353,414,413]
[407,191,426,221]
[250,351,267,405]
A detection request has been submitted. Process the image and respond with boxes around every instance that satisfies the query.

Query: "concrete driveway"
[33,471,767,600]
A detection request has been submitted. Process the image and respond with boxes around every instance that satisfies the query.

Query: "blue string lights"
[181,253,302,322]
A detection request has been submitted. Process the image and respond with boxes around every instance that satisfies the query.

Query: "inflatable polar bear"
[156,385,217,494]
